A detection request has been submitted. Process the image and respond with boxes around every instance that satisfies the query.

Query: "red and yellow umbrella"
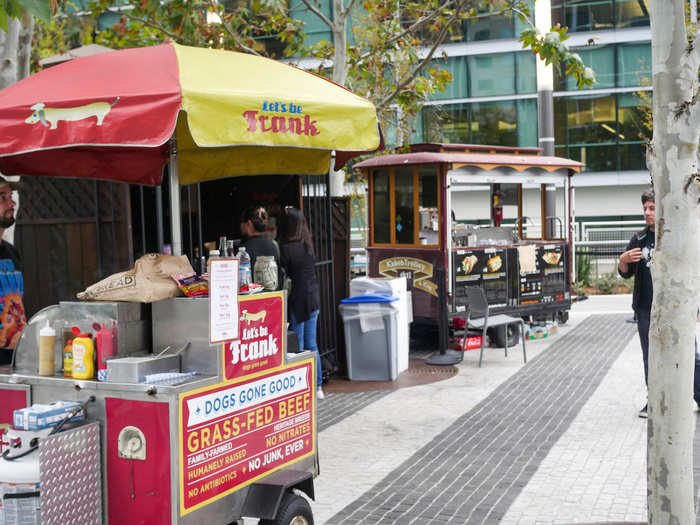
[0,42,381,186]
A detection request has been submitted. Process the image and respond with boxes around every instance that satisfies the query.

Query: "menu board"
[179,359,315,515]
[453,248,508,308]
[518,248,542,305]
[540,245,567,303]
[209,258,239,344]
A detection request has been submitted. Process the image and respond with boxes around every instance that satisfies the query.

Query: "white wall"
[450,183,650,225]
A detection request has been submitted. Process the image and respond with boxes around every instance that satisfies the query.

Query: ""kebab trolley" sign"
[178,358,316,515]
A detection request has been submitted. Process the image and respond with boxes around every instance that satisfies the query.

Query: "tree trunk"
[647,0,700,522]
[0,11,33,89]
[331,0,348,86]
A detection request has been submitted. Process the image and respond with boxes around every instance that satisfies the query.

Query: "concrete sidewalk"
[311,295,661,524]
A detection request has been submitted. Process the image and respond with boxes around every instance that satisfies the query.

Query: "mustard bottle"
[71,333,95,380]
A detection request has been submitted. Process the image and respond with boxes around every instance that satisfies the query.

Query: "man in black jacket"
[618,189,700,418]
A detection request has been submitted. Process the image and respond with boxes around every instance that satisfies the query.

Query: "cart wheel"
[260,492,313,525]
[557,310,569,325]
[488,324,520,348]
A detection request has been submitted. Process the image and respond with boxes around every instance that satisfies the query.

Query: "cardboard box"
[13,401,84,430]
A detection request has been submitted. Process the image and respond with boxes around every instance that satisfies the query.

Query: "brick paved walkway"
[324,314,637,524]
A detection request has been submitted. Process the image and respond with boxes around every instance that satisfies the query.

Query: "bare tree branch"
[296,0,335,30]
[356,0,460,62]
[116,8,183,40]
[341,0,360,18]
[377,0,467,109]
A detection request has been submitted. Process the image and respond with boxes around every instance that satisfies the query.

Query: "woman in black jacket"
[279,207,324,399]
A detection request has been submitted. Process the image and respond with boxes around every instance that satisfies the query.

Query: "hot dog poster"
[222,291,285,382]
[179,358,315,515]
[454,248,507,283]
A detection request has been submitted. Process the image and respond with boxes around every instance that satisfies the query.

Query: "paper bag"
[77,253,193,303]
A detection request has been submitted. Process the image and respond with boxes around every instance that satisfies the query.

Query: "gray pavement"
[310,295,670,524]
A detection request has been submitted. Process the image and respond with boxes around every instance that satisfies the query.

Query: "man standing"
[0,175,22,365]
[618,189,700,417]
[0,176,22,271]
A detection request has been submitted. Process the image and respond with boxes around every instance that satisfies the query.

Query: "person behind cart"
[617,189,700,418]
[0,175,25,364]
[240,205,280,288]
[279,207,324,399]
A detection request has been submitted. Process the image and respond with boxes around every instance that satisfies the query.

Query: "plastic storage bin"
[349,277,412,374]
[339,294,399,381]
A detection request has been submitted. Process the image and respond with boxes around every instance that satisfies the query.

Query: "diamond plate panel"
[39,422,102,525]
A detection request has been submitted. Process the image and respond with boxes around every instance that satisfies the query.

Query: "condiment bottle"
[71,331,95,380]
[95,322,114,381]
[63,328,74,377]
[38,320,55,376]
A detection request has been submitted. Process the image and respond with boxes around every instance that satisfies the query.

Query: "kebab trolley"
[354,143,584,341]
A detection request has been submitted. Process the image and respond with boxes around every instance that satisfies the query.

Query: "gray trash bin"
[339,294,399,381]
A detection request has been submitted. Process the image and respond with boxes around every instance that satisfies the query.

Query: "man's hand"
[618,247,642,274]
[620,247,642,264]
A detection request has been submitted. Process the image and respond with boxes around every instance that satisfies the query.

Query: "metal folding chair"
[461,286,527,367]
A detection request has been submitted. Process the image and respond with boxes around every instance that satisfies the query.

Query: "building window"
[552,0,646,31]
[469,53,517,97]
[617,43,651,88]
[432,56,468,101]
[555,92,649,171]
[555,42,651,91]
[422,98,536,147]
[431,51,536,100]
[464,13,514,41]
[555,45,615,91]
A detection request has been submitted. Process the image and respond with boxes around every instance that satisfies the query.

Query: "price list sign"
[209,258,239,344]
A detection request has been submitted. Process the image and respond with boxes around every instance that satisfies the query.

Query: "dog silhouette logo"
[239,309,267,324]
[25,97,120,130]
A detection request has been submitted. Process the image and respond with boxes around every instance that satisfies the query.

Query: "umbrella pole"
[169,137,183,256]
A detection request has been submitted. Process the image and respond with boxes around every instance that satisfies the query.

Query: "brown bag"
[77,253,194,303]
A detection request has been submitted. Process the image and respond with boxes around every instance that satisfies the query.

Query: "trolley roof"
[354,143,583,173]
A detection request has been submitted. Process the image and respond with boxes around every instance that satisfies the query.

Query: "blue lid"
[340,293,398,304]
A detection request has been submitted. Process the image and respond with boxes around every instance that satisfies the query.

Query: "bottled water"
[236,247,251,287]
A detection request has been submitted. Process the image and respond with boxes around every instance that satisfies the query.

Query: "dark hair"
[240,206,268,233]
[641,189,655,205]
[280,207,314,255]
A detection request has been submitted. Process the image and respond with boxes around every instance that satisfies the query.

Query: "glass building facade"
[292,0,652,174]
[416,37,651,173]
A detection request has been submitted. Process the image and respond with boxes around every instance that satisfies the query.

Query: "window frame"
[369,164,442,248]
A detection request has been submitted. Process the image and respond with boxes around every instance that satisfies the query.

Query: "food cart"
[354,143,583,340]
[0,42,381,524]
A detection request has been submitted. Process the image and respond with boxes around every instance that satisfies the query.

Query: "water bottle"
[236,247,251,287]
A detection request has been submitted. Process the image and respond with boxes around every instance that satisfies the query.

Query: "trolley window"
[373,170,391,244]
[370,165,440,247]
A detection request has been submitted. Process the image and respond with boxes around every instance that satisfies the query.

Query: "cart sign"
[179,359,315,515]
[223,292,285,381]
[209,258,239,344]
[378,256,437,296]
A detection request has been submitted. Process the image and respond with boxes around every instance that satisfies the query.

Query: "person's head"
[0,176,19,230]
[240,206,268,237]
[280,207,313,254]
[641,189,655,231]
